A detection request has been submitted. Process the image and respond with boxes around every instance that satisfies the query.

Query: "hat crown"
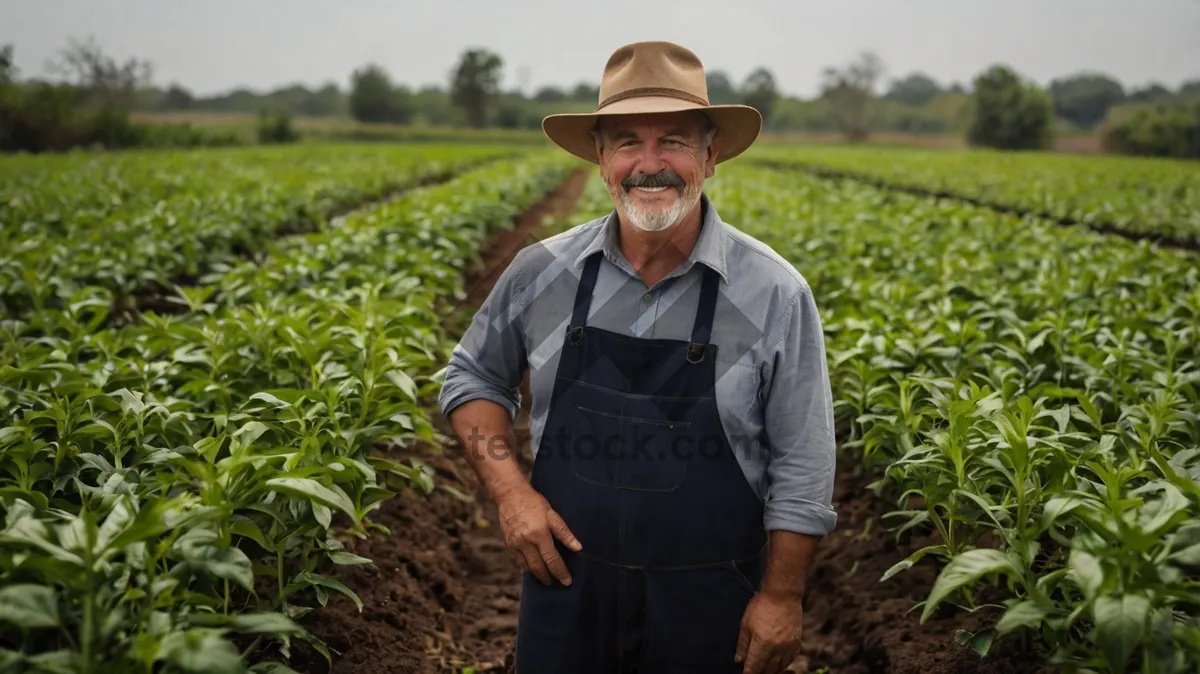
[596,41,710,110]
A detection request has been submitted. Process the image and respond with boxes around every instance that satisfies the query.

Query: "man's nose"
[633,142,667,174]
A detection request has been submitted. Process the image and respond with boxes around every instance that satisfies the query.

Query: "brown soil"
[287,167,1055,674]
[287,168,588,674]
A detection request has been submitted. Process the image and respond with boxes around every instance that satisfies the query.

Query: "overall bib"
[515,254,767,673]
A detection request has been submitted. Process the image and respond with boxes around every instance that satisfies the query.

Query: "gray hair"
[592,112,718,156]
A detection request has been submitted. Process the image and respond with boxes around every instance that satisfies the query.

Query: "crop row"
[708,165,1200,673]
[748,146,1200,244]
[0,144,520,320]
[0,152,578,674]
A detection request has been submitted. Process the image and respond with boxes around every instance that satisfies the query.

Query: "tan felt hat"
[542,41,763,164]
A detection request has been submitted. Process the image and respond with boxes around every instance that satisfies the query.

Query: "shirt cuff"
[438,385,521,422]
[764,497,838,537]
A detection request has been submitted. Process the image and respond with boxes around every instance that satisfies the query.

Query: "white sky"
[2,0,1197,98]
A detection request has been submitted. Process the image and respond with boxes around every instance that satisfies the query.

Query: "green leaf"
[290,572,363,612]
[1069,550,1104,602]
[249,392,291,408]
[921,549,1016,623]
[26,649,76,674]
[386,369,418,400]
[190,611,303,635]
[266,477,357,521]
[880,545,947,583]
[0,584,60,629]
[112,388,146,416]
[174,529,255,591]
[231,421,271,449]
[330,551,374,567]
[1168,542,1200,567]
[954,628,996,657]
[156,628,244,674]
[1093,594,1150,674]
[0,648,22,670]
[249,663,302,674]
[995,600,1048,634]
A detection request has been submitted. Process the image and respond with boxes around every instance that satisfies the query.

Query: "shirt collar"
[575,193,729,282]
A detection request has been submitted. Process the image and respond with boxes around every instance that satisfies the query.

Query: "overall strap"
[690,265,720,345]
[571,254,603,328]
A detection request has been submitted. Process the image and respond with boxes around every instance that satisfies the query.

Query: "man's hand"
[497,483,582,586]
[734,590,803,674]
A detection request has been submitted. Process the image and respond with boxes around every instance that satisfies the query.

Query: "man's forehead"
[598,112,706,136]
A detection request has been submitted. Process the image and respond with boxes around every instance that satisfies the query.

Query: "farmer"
[438,41,837,674]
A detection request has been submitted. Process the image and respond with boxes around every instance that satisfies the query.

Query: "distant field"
[131,110,551,144]
[748,143,1200,243]
[761,130,1102,153]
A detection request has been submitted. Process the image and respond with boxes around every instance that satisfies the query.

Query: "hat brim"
[541,97,762,165]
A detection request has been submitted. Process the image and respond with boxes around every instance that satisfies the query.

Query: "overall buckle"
[567,325,584,346]
[686,342,706,364]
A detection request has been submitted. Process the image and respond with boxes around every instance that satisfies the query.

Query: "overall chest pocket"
[569,405,691,492]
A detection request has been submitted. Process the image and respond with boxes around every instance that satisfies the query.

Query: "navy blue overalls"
[515,251,767,673]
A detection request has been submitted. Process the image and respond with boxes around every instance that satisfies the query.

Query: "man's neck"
[617,200,704,289]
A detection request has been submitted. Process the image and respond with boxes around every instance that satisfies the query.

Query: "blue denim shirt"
[437,194,837,537]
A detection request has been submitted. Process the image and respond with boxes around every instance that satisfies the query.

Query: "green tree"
[161,84,193,110]
[706,71,738,105]
[0,44,14,85]
[967,64,1054,150]
[349,64,412,124]
[450,48,503,129]
[49,35,152,110]
[299,83,346,117]
[413,86,459,126]
[885,72,942,106]
[1048,72,1125,129]
[571,82,599,101]
[1127,83,1173,103]
[534,86,566,103]
[740,67,779,127]
[820,51,886,141]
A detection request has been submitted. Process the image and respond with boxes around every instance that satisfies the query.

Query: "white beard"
[615,182,703,232]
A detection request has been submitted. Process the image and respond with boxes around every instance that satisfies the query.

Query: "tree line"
[2,38,1198,157]
[149,47,1197,135]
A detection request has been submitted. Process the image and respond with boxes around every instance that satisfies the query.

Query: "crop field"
[1,141,1197,674]
[749,145,1200,246]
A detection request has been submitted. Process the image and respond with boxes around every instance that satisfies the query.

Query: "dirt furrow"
[288,168,588,674]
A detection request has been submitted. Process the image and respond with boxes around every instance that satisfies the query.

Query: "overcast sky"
[2,0,1197,98]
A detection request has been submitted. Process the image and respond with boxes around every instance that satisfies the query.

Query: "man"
[438,41,837,674]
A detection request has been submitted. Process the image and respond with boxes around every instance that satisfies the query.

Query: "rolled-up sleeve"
[760,286,838,537]
[437,250,529,421]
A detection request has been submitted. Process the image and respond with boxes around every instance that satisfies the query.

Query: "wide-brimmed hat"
[542,41,762,164]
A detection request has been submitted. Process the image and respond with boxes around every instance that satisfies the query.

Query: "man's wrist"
[487,468,530,506]
[760,582,805,602]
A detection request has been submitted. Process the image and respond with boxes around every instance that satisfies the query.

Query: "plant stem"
[277,549,285,608]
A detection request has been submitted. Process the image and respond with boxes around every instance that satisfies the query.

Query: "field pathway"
[290,168,588,674]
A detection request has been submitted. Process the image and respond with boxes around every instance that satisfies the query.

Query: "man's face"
[594,111,719,233]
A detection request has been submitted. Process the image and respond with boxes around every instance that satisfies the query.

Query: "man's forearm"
[761,530,820,599]
[448,398,529,504]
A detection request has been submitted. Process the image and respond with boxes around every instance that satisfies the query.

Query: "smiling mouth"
[630,185,673,193]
